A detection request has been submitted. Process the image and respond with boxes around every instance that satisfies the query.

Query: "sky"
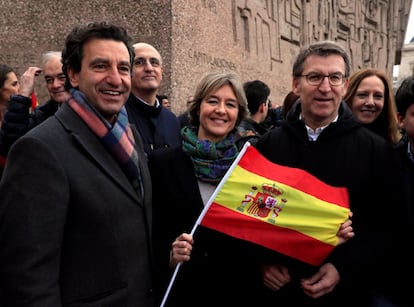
[394,2,414,76]
[405,1,414,44]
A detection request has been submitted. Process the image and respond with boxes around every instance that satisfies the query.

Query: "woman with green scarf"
[150,71,263,307]
[150,71,354,307]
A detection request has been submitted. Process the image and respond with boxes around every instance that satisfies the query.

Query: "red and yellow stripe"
[200,145,350,266]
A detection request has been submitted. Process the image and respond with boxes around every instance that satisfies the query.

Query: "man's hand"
[261,263,291,291]
[18,67,42,97]
[301,263,340,298]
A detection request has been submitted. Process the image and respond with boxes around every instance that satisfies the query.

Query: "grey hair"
[292,40,351,77]
[40,51,62,68]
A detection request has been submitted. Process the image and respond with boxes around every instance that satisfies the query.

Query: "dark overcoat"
[0,103,153,306]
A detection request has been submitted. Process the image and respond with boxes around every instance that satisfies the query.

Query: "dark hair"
[292,40,350,78]
[243,80,270,115]
[395,76,414,117]
[281,91,299,118]
[62,21,133,90]
[157,94,168,100]
[0,64,15,88]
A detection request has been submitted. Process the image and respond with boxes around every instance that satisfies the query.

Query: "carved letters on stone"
[234,0,283,71]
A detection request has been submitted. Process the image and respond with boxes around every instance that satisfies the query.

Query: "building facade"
[0,0,411,114]
[396,37,414,89]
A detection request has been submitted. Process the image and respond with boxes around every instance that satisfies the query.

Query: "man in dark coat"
[253,41,405,307]
[126,42,181,158]
[0,22,153,306]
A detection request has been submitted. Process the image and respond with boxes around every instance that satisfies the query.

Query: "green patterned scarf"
[181,126,239,184]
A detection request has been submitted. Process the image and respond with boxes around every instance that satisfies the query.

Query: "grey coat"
[0,102,153,306]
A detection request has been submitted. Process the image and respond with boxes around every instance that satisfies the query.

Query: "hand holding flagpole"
[160,139,350,305]
[159,142,251,307]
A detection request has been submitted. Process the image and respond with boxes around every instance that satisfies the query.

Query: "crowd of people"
[0,21,412,307]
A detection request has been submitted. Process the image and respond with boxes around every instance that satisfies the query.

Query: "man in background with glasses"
[126,43,181,158]
[0,51,69,178]
[253,40,405,306]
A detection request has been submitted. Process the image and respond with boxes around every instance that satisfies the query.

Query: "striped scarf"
[181,126,239,184]
[67,89,143,197]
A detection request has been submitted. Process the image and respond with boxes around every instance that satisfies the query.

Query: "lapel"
[130,124,152,231]
[55,103,140,204]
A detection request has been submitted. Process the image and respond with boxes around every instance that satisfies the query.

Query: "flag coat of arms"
[198,142,350,266]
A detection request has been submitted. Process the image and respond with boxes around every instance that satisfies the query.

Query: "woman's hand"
[337,211,354,245]
[169,233,194,268]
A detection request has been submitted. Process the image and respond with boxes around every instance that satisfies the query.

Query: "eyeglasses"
[299,72,346,87]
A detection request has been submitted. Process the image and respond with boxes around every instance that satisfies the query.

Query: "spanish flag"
[160,142,350,306]
[199,142,350,266]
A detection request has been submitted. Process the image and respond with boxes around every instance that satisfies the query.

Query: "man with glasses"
[126,43,181,158]
[253,40,405,306]
[0,51,70,177]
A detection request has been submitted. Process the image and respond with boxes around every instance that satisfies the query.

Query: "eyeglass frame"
[297,72,347,87]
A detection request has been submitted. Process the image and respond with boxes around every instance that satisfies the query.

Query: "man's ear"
[397,113,404,129]
[259,103,266,113]
[67,67,79,88]
[292,77,300,96]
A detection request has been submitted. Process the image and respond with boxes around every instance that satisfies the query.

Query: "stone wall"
[0,0,411,114]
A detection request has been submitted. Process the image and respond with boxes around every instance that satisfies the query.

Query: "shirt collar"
[300,114,338,141]
[134,95,160,108]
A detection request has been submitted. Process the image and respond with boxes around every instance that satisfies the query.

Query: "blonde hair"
[188,71,248,130]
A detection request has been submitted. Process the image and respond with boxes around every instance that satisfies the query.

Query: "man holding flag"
[253,41,405,306]
[151,71,354,307]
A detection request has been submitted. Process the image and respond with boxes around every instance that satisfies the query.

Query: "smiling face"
[0,71,19,105]
[43,56,69,103]
[68,38,131,123]
[350,75,385,124]
[197,84,239,143]
[293,54,348,129]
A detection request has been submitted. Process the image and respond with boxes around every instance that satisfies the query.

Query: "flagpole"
[190,141,251,230]
[159,142,251,307]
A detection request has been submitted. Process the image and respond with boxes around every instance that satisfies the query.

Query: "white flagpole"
[159,141,251,307]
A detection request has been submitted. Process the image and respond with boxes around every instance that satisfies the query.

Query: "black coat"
[126,94,181,158]
[0,95,60,157]
[0,95,61,178]
[385,135,414,307]
[253,101,406,306]
[149,145,262,307]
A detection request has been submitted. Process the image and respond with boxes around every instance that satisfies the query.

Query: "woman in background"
[0,64,19,126]
[343,68,401,144]
[150,71,260,307]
